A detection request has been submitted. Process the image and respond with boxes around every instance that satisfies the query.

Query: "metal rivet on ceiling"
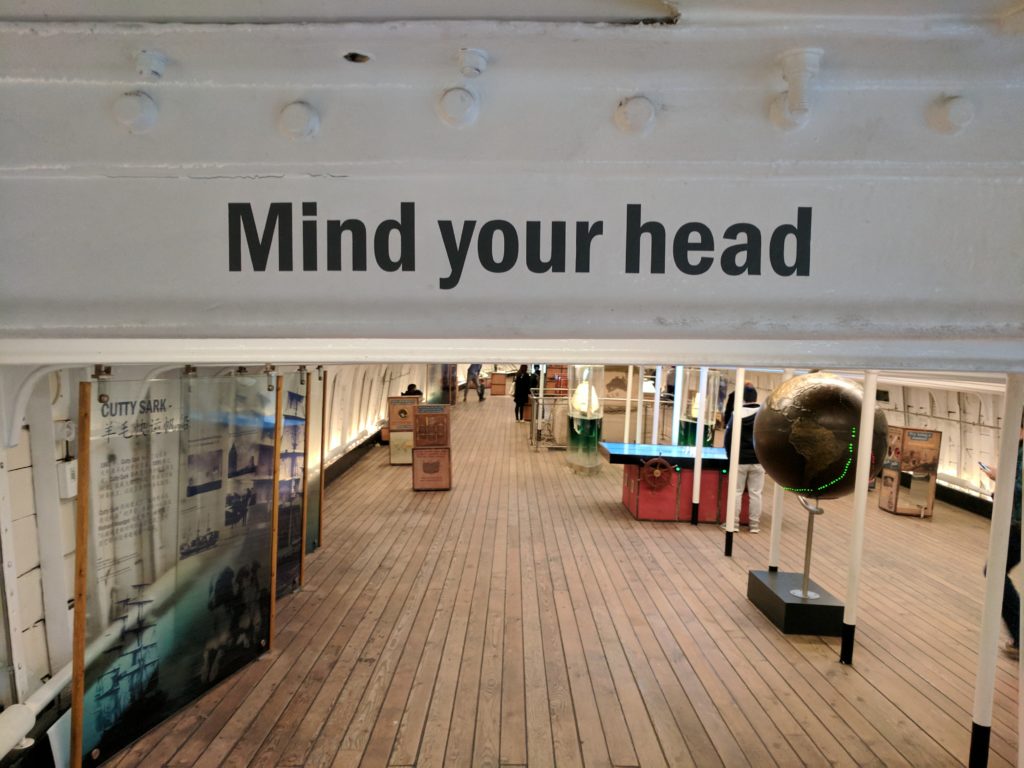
[928,95,975,134]
[278,101,320,139]
[437,86,479,128]
[113,91,158,134]
[135,50,166,80]
[459,49,489,78]
[614,95,656,135]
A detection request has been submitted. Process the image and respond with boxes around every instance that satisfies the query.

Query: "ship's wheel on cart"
[640,457,673,491]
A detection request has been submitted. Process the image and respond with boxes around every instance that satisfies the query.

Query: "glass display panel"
[81,376,274,766]
[277,373,305,597]
[305,374,324,554]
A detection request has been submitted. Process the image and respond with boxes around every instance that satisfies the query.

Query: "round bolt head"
[135,50,166,79]
[437,86,479,127]
[113,91,158,134]
[279,101,320,139]
[459,48,489,78]
[614,95,656,135]
[928,95,975,134]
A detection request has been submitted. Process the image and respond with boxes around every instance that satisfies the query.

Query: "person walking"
[725,384,765,532]
[465,364,484,402]
[513,364,531,422]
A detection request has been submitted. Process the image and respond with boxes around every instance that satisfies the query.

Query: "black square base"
[747,570,844,636]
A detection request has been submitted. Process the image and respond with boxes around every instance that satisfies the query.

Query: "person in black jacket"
[513,365,531,422]
[725,384,765,533]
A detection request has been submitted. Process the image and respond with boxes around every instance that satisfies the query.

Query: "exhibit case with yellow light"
[567,365,604,473]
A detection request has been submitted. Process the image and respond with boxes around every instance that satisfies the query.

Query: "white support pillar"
[26,378,73,673]
[671,366,684,447]
[652,366,663,445]
[839,369,878,665]
[768,368,796,570]
[623,365,634,444]
[690,367,708,525]
[723,368,745,556]
[970,373,1024,768]
[635,366,645,445]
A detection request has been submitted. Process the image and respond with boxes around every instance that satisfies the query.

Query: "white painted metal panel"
[1,176,1020,367]
[11,515,39,575]
[6,469,34,522]
[4,430,30,472]
[15,569,42,627]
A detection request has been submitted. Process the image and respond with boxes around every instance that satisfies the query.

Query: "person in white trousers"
[725,384,765,532]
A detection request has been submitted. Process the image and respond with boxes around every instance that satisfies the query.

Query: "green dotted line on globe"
[781,427,857,494]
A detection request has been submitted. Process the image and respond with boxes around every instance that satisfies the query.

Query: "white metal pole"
[671,366,684,447]
[623,365,633,444]
[839,369,878,665]
[691,367,708,525]
[768,368,795,571]
[635,366,645,444]
[652,366,663,445]
[970,373,1024,768]
[724,368,745,555]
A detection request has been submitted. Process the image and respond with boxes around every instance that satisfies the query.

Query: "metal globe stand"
[790,496,825,599]
[746,492,843,636]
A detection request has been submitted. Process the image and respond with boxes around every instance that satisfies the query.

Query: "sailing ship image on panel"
[88,584,167,765]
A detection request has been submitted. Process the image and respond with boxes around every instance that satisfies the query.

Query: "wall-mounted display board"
[388,396,419,465]
[413,404,451,490]
[879,426,942,518]
[72,376,276,767]
[277,373,306,597]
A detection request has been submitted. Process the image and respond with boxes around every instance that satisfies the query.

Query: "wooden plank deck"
[112,394,1019,767]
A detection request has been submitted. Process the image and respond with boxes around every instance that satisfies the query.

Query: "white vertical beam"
[623,365,633,444]
[724,368,745,547]
[839,369,878,664]
[671,366,683,447]
[635,367,645,444]
[691,367,709,524]
[768,368,795,570]
[652,366,663,445]
[26,376,73,673]
[970,373,1024,767]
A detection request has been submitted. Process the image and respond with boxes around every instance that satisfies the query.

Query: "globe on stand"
[753,372,887,500]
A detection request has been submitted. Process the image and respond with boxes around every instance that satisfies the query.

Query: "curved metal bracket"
[1,365,66,448]
[797,495,825,515]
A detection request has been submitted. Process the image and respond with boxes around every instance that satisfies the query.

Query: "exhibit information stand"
[599,442,749,524]
[388,396,420,465]
[413,404,452,490]
[878,425,941,518]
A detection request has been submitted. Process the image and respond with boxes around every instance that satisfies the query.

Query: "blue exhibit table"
[598,442,729,468]
[598,442,748,524]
